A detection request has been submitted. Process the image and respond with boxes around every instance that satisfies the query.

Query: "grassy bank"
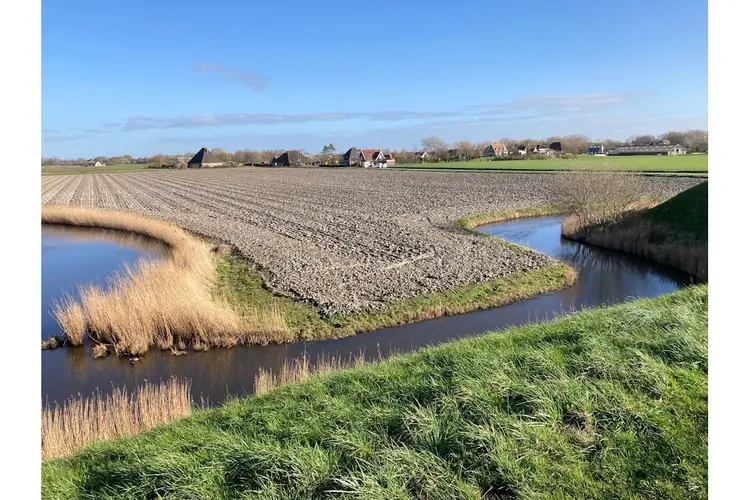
[45,206,576,355]
[397,155,708,173]
[216,251,575,342]
[562,181,708,280]
[42,285,708,499]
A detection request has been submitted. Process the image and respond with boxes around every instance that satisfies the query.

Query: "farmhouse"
[384,153,396,166]
[342,147,360,166]
[608,144,686,156]
[87,160,106,167]
[187,148,224,168]
[549,141,563,153]
[485,143,509,157]
[517,145,527,156]
[412,151,429,163]
[359,149,387,168]
[272,150,305,167]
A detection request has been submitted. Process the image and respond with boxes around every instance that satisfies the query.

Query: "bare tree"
[420,136,448,161]
[629,135,657,146]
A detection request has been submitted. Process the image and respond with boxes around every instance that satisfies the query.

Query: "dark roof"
[342,147,359,161]
[549,141,563,151]
[188,147,222,165]
[610,144,682,154]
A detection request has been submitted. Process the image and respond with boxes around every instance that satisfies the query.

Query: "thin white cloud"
[194,63,269,92]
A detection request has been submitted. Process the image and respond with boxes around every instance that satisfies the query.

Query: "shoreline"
[42,205,577,356]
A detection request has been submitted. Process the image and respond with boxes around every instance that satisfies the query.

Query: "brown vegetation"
[51,293,86,346]
[41,206,259,355]
[551,170,653,226]
[553,173,707,280]
[254,352,368,396]
[42,378,194,461]
[561,215,708,280]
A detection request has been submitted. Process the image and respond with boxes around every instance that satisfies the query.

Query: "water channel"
[41,217,696,407]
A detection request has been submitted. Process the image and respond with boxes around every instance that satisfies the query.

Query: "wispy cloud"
[194,63,269,92]
[43,132,93,143]
[60,92,641,136]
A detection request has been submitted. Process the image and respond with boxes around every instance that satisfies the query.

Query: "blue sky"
[42,0,707,158]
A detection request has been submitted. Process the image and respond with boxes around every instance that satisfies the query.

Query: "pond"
[41,217,696,407]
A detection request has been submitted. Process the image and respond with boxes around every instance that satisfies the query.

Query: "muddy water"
[41,217,696,407]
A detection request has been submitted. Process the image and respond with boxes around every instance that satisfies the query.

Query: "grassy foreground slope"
[43,286,708,499]
[397,155,708,172]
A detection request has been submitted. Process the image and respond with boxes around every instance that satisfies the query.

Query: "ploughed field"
[41,168,702,315]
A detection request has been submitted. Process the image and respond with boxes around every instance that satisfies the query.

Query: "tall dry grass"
[51,293,86,346]
[42,206,286,355]
[561,215,708,280]
[254,351,369,396]
[42,378,194,461]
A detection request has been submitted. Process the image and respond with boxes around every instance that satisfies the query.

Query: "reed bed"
[42,378,194,461]
[50,293,86,346]
[42,206,285,356]
[254,351,370,396]
[562,215,708,280]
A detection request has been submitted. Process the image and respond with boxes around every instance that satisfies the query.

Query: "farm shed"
[187,148,224,168]
[608,144,687,156]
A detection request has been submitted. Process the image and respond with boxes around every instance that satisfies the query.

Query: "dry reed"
[553,172,707,280]
[42,206,285,355]
[254,351,369,396]
[51,293,86,346]
[561,215,708,280]
[42,378,194,461]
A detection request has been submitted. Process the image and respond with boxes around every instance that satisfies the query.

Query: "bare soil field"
[41,168,702,315]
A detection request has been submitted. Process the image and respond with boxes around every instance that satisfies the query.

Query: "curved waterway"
[41,217,697,407]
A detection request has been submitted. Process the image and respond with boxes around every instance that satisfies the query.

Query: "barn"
[608,144,687,156]
[187,148,224,168]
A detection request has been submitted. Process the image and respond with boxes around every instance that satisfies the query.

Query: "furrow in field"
[143,175,410,262]
[43,175,77,205]
[144,173,416,259]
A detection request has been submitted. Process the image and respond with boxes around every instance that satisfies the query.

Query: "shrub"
[552,171,648,226]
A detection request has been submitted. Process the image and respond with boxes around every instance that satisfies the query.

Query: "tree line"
[41,129,707,166]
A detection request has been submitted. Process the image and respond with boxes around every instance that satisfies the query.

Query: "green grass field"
[644,181,708,243]
[42,286,707,499]
[41,163,149,175]
[396,155,708,173]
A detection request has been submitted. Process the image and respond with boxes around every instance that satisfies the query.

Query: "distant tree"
[232,150,246,163]
[560,135,590,154]
[629,135,657,146]
[421,136,448,162]
[456,141,475,160]
[211,148,232,162]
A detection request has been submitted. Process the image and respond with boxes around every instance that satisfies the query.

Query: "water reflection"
[42,217,694,407]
